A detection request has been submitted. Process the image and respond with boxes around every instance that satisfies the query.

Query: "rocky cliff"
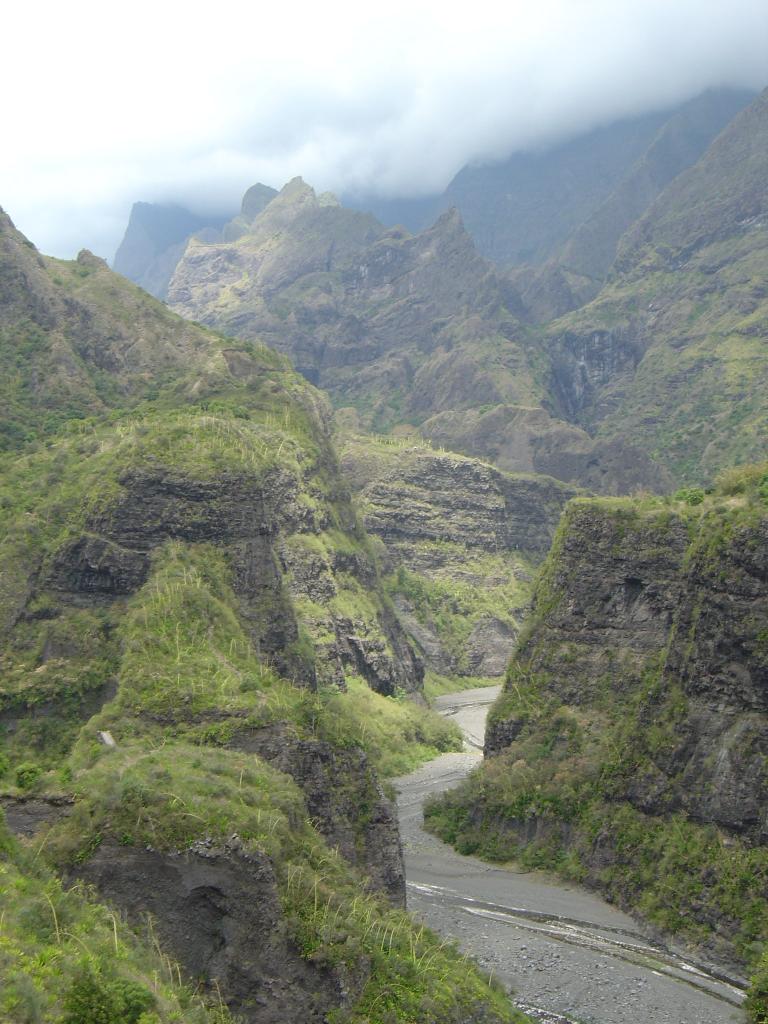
[545,87,768,483]
[109,89,765,493]
[340,434,578,676]
[426,466,768,971]
[113,201,232,299]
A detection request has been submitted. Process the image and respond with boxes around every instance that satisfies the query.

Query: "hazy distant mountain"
[344,89,754,280]
[114,89,753,304]
[547,87,768,481]
[113,202,231,298]
[166,176,671,495]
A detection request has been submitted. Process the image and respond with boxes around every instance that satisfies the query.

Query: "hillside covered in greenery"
[0,208,529,1024]
[425,465,768,1013]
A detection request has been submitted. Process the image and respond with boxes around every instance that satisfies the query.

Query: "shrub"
[15,762,42,790]
[747,947,768,1023]
[673,486,705,506]
[61,967,155,1024]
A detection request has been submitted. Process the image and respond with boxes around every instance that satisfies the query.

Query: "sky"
[3,0,767,259]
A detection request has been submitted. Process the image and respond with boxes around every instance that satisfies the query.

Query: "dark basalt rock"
[1,794,74,837]
[488,501,768,838]
[74,840,362,1024]
[231,723,405,905]
[49,534,150,596]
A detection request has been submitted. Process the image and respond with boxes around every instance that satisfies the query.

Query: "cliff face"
[427,469,768,966]
[485,496,768,838]
[164,180,669,495]
[546,88,768,483]
[341,435,578,676]
[112,201,232,299]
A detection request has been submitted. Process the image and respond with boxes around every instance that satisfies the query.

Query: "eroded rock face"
[341,437,577,675]
[487,500,768,838]
[420,404,673,495]
[231,723,405,904]
[164,180,672,496]
[348,445,576,558]
[43,450,422,696]
[74,841,360,1024]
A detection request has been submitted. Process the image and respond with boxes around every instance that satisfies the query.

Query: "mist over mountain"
[3,0,767,257]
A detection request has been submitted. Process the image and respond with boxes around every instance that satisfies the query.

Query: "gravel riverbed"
[394,686,745,1024]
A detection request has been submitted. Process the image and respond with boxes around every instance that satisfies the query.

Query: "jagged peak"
[428,207,468,236]
[279,175,316,200]
[240,182,278,221]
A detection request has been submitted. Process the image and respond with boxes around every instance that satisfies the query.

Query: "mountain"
[165,177,670,494]
[0,207,228,449]
[113,201,232,298]
[110,89,764,493]
[426,465,768,977]
[546,87,768,483]
[345,89,753,279]
[0,210,524,1024]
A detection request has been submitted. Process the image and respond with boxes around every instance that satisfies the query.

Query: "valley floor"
[395,687,746,1024]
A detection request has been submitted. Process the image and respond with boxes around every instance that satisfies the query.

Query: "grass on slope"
[426,466,768,990]
[0,816,233,1024]
[13,539,515,1024]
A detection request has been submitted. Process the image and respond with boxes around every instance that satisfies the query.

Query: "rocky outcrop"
[427,482,768,968]
[340,436,577,675]
[231,723,405,903]
[546,88,768,483]
[112,201,231,299]
[75,840,362,1024]
[420,404,672,495]
[164,179,673,496]
[486,493,768,837]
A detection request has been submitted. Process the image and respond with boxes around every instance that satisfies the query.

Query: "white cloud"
[2,0,766,257]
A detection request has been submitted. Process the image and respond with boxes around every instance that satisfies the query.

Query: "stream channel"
[394,686,747,1024]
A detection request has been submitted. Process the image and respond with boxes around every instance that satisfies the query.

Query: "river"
[394,686,746,1024]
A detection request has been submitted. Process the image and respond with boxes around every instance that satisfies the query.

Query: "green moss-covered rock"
[427,469,768,974]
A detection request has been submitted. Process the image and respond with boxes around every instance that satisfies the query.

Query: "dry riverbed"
[395,686,746,1024]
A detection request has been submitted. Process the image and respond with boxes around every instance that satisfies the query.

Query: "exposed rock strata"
[340,436,577,675]
[485,499,768,837]
[75,840,361,1024]
[230,723,405,903]
[164,180,670,494]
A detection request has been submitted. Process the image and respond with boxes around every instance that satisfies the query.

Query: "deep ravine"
[394,686,746,1024]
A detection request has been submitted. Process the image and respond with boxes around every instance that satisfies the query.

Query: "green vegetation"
[423,671,500,700]
[0,220,523,1023]
[323,675,462,777]
[426,470,768,995]
[386,556,530,675]
[747,948,768,1023]
[0,814,232,1024]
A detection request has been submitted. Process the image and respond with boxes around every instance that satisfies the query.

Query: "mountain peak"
[240,182,278,221]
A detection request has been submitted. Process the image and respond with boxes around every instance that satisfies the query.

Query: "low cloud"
[3,0,767,258]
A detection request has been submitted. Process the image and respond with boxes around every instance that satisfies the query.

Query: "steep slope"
[0,215,525,1024]
[426,466,768,979]
[166,179,669,494]
[547,87,768,483]
[0,207,226,449]
[344,89,752,279]
[113,202,231,299]
[556,90,754,286]
[340,435,578,677]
